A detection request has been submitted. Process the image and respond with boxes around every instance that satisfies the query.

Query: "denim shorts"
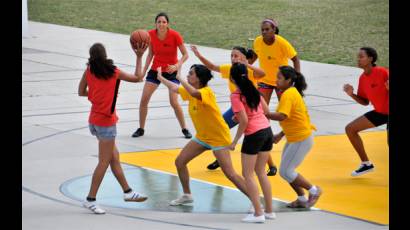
[89,124,117,140]
[146,69,180,85]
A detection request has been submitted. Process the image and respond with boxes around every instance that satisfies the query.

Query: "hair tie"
[262,19,278,28]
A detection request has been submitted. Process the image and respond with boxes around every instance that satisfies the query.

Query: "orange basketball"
[130,29,150,50]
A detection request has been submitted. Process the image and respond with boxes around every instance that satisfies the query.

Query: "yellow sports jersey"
[276,87,316,142]
[253,35,297,86]
[178,86,231,146]
[219,64,259,93]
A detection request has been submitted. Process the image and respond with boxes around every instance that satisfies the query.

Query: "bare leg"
[213,149,248,197]
[345,116,375,162]
[290,174,312,196]
[255,151,273,213]
[110,144,130,191]
[87,139,115,198]
[174,140,206,194]
[169,89,187,129]
[241,153,263,216]
[138,82,159,129]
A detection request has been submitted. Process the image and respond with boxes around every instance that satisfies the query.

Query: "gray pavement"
[22,21,388,230]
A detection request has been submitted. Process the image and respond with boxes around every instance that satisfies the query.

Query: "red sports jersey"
[86,67,121,126]
[149,29,183,70]
[357,66,389,114]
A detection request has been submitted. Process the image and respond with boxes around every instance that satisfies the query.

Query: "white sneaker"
[264,212,276,220]
[82,201,105,214]
[248,203,264,213]
[124,190,148,202]
[241,213,265,223]
[169,194,193,206]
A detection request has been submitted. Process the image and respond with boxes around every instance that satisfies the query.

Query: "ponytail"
[278,66,307,96]
[230,63,261,111]
[233,46,255,60]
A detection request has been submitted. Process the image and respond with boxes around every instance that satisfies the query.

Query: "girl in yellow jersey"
[266,66,322,208]
[156,64,248,206]
[249,18,301,104]
[191,45,279,176]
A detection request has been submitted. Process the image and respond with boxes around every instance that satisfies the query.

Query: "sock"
[308,186,318,195]
[86,197,96,202]
[362,161,372,166]
[124,188,132,194]
[298,195,308,202]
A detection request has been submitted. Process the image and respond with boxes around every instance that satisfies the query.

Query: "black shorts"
[364,110,388,128]
[146,69,180,85]
[241,127,274,155]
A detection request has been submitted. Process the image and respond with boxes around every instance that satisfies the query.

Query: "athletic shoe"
[248,203,264,213]
[351,163,374,176]
[241,214,265,223]
[207,160,220,170]
[286,199,308,208]
[132,128,144,137]
[82,201,105,214]
[169,194,193,206]
[182,128,192,139]
[264,212,276,220]
[307,186,323,208]
[124,191,148,202]
[267,166,277,176]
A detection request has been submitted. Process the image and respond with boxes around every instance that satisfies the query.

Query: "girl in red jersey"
[132,12,192,139]
[78,43,148,214]
[343,47,389,177]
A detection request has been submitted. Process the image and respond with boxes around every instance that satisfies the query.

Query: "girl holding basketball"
[191,45,279,176]
[132,12,192,139]
[266,66,322,209]
[343,47,389,176]
[156,64,249,210]
[228,63,276,223]
[78,43,148,214]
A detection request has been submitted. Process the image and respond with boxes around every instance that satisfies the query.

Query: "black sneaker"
[132,128,144,137]
[267,166,277,176]
[207,160,220,170]
[351,163,374,176]
[182,128,192,139]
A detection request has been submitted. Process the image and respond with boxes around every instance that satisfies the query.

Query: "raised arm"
[78,70,88,96]
[118,43,148,82]
[175,67,202,100]
[190,45,220,72]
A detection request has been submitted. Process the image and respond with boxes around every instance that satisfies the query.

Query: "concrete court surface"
[22,21,388,230]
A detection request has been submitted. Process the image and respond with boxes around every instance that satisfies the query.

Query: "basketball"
[130,29,150,50]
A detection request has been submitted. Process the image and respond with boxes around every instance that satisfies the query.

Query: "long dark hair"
[191,64,213,87]
[360,47,378,67]
[87,43,116,79]
[233,46,255,60]
[155,12,169,22]
[230,63,261,111]
[278,66,307,96]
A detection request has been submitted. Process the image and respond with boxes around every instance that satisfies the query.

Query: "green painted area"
[61,167,312,213]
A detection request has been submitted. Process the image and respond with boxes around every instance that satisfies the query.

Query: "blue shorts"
[257,82,276,90]
[222,107,238,129]
[192,137,227,151]
[89,124,116,140]
[146,69,180,85]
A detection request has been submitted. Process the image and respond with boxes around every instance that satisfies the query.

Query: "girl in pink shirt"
[228,63,275,223]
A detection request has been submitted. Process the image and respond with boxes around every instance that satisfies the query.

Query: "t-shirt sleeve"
[178,86,190,101]
[174,31,183,46]
[231,93,245,113]
[357,77,367,99]
[281,37,297,59]
[276,91,292,117]
[219,64,231,79]
[198,87,213,105]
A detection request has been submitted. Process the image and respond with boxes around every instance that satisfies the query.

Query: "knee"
[222,168,237,181]
[345,123,356,134]
[175,157,186,169]
[279,168,295,183]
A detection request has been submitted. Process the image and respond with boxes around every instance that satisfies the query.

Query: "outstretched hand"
[190,45,200,57]
[343,84,354,96]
